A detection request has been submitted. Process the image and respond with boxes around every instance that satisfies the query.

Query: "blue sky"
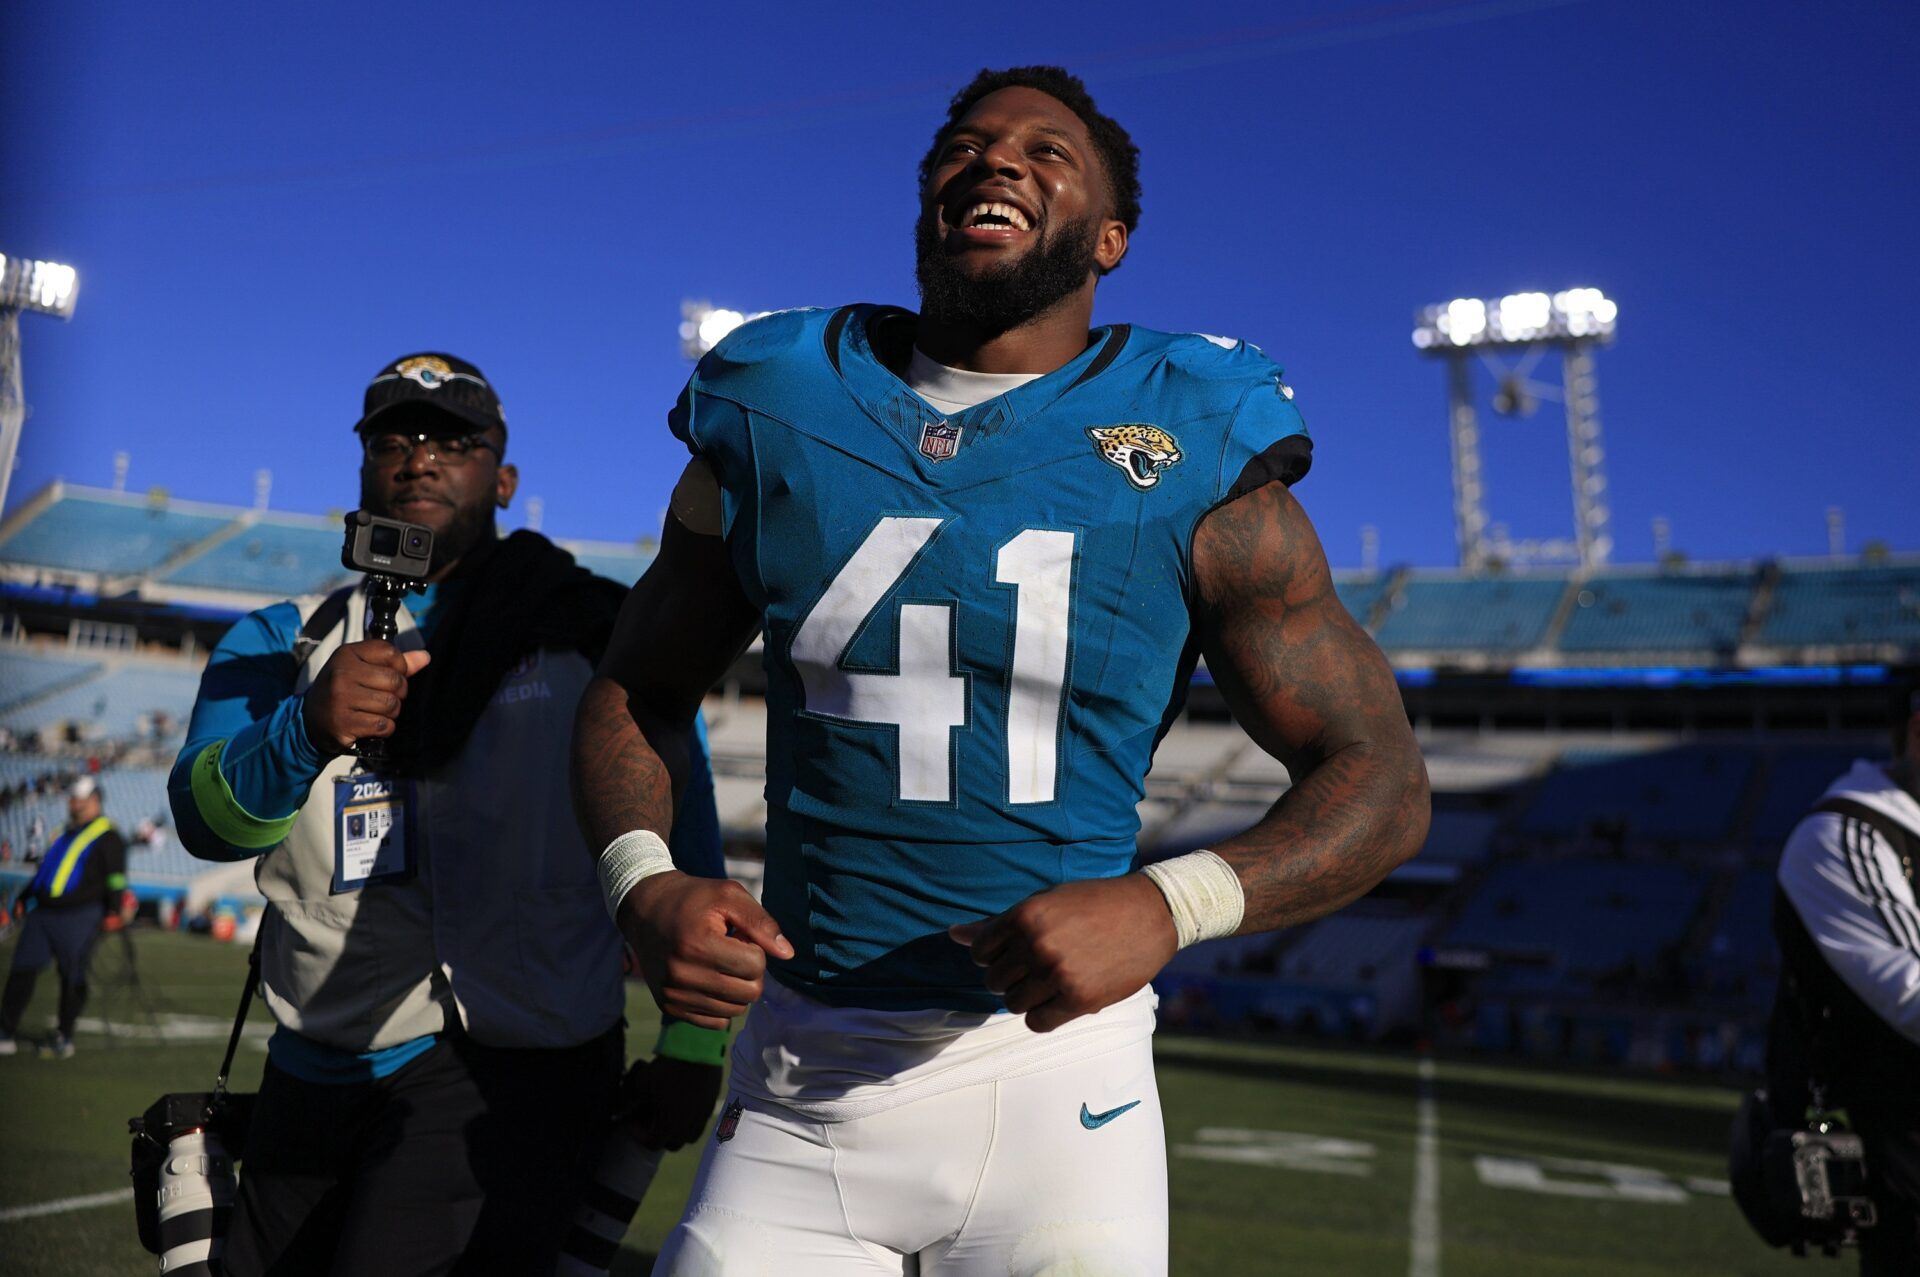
[4,0,1915,568]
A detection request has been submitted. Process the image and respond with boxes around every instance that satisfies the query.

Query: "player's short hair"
[919,66,1143,268]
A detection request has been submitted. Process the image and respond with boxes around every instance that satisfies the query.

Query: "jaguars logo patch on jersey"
[1087,424,1183,491]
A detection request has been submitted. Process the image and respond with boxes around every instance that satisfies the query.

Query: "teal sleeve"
[168,603,328,861]
[1216,370,1312,502]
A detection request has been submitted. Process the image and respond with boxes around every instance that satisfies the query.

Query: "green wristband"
[654,1019,729,1066]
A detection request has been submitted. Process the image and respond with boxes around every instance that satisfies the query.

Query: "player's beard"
[915,209,1101,337]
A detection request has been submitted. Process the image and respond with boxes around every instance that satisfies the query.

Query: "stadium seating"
[1749,745,1867,842]
[0,790,65,866]
[160,519,352,596]
[1333,574,1391,627]
[1762,563,1920,646]
[0,650,101,711]
[1419,810,1499,864]
[1696,866,1778,1000]
[1557,571,1755,653]
[1516,744,1755,842]
[559,542,654,587]
[0,492,231,575]
[1149,722,1248,779]
[1373,576,1568,651]
[1443,858,1705,973]
[1280,914,1430,983]
[0,752,69,787]
[1,663,204,740]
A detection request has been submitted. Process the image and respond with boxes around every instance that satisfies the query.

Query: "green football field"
[0,929,1806,1275]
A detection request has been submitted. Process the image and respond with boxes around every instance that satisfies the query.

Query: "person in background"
[1772,680,1920,1274]
[0,776,131,1058]
[170,352,727,1276]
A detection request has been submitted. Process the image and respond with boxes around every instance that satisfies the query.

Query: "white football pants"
[652,1034,1167,1275]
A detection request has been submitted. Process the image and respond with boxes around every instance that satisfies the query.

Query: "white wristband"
[597,830,675,921]
[1141,850,1246,949]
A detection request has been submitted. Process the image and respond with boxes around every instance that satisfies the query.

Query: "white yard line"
[0,1187,134,1223]
[1409,1054,1441,1277]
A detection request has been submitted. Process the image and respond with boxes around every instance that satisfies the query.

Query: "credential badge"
[918,419,962,462]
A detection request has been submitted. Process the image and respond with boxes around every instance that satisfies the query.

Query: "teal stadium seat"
[1374,576,1567,651]
[0,494,230,575]
[1558,571,1755,652]
[1762,564,1920,646]
[162,520,353,596]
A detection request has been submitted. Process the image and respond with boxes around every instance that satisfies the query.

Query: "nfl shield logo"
[918,419,962,461]
[716,1098,743,1143]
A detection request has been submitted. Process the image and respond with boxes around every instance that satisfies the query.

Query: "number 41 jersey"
[671,304,1310,1012]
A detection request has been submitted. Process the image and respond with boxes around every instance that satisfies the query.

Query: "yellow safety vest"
[41,816,113,898]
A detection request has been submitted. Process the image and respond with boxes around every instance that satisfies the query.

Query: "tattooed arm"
[572,459,790,1030]
[952,481,1428,1030]
[1194,481,1430,931]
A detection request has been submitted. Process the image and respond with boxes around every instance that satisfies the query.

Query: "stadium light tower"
[0,254,81,517]
[679,299,771,360]
[1413,288,1617,572]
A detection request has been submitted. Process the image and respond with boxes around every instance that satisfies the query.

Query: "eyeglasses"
[361,431,502,468]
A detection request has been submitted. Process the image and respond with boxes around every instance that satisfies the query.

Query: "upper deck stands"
[0,492,231,576]
[160,519,352,597]
[1558,572,1754,653]
[1762,564,1920,648]
[1374,577,1568,652]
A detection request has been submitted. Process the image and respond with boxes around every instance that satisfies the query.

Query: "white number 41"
[790,516,1076,805]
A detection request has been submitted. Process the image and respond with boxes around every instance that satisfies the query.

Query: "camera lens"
[404,530,429,556]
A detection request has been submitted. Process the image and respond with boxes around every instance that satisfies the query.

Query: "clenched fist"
[950,874,1179,1033]
[618,870,795,1030]
[303,640,431,756]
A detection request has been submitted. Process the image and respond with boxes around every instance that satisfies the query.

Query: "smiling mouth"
[948,198,1034,233]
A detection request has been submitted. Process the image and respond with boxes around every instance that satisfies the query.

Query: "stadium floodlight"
[679,299,772,360]
[1412,287,1615,350]
[0,255,81,320]
[1,252,82,519]
[1414,286,1618,573]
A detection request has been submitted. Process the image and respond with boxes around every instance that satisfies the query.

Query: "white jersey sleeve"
[1779,809,1920,1047]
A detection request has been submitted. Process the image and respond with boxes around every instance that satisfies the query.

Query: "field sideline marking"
[1409,1055,1440,1277]
[0,1187,133,1223]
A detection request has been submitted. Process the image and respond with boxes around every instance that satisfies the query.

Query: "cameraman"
[0,776,131,1058]
[168,352,726,1275]
[1773,681,1920,1273]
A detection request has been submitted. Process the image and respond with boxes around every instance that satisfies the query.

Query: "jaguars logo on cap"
[1088,424,1183,492]
[393,356,459,389]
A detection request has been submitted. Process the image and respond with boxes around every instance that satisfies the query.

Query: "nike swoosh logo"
[1080,1101,1142,1130]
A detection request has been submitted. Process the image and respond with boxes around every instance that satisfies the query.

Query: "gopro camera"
[343,511,433,580]
[340,511,433,765]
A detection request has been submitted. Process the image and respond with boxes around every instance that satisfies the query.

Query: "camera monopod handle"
[215,942,261,1100]
[355,575,408,766]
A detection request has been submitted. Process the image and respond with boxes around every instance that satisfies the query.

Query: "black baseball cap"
[354,352,507,438]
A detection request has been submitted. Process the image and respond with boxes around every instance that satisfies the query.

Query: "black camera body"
[1770,1126,1878,1257]
[1732,1089,1878,1258]
[341,511,434,764]
[343,510,433,581]
[129,1090,255,1270]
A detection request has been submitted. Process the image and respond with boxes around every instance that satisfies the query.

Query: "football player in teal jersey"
[574,66,1430,1275]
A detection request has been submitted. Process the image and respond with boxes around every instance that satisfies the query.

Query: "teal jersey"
[673,304,1310,1011]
